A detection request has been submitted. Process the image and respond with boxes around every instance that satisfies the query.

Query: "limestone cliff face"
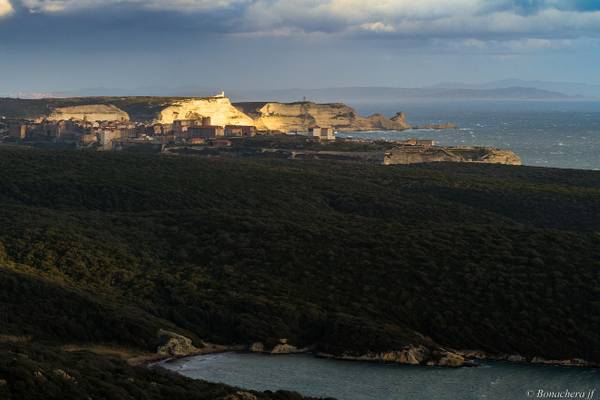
[477,148,523,165]
[235,102,411,132]
[42,97,412,132]
[48,104,130,122]
[158,97,255,126]
[384,146,522,166]
[366,113,411,130]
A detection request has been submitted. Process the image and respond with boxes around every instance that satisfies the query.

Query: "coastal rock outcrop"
[271,339,301,354]
[156,329,202,357]
[458,350,488,360]
[366,113,411,130]
[47,104,130,122]
[374,346,430,365]
[248,339,306,354]
[478,148,523,165]
[455,350,597,367]
[318,346,467,367]
[384,146,522,166]
[433,352,466,368]
[224,391,258,400]
[249,342,265,353]
[530,357,593,367]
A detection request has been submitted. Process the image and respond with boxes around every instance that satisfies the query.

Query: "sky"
[1,0,600,94]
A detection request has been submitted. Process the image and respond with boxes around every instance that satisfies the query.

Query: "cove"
[161,352,599,400]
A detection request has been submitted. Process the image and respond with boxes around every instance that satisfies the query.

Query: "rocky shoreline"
[455,350,597,368]
[152,331,598,369]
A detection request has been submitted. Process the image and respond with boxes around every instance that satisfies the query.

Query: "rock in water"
[390,112,408,126]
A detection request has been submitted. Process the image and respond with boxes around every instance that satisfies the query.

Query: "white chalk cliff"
[155,96,410,132]
[235,102,411,132]
[48,104,130,122]
[157,96,255,126]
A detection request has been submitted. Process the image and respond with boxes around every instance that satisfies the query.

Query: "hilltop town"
[0,93,520,165]
[0,100,337,152]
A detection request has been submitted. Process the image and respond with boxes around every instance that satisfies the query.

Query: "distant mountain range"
[5,79,598,102]
[223,86,582,103]
[429,79,600,98]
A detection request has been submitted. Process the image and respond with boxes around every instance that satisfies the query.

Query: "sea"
[162,352,599,400]
[341,100,600,170]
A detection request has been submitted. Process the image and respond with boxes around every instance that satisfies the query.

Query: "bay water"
[343,100,600,170]
[163,352,599,400]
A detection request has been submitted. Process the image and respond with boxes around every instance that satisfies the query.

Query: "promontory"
[1,95,412,132]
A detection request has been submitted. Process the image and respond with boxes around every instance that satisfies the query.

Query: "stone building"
[173,116,212,137]
[309,126,335,141]
[79,133,98,146]
[187,125,225,139]
[173,120,197,136]
[115,123,137,139]
[225,125,256,137]
[150,123,173,136]
[99,130,123,149]
[9,124,28,139]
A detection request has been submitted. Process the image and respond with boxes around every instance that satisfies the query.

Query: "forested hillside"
[0,148,599,398]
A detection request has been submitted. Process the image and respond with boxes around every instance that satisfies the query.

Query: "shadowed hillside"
[0,148,599,397]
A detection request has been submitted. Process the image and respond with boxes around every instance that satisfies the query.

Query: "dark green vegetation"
[230,136,393,152]
[0,148,599,397]
[0,342,313,400]
[171,136,393,159]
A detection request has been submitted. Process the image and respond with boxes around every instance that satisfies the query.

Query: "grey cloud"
[4,0,600,43]
[20,0,249,13]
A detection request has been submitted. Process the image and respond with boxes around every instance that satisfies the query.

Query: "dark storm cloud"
[0,1,598,35]
[1,1,600,45]
[0,2,249,51]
